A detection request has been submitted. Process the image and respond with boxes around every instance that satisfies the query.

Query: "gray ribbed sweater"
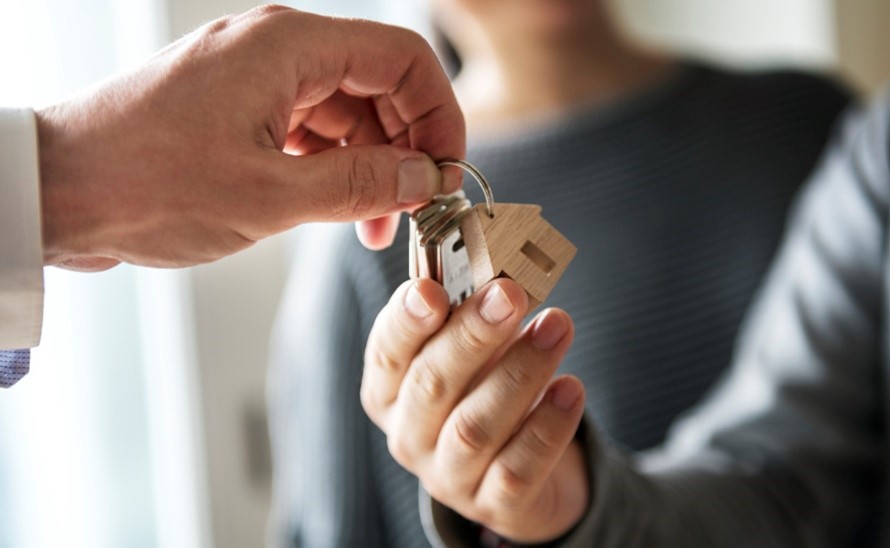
[266,63,849,548]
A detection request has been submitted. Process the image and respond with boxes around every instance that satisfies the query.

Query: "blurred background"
[0,1,888,547]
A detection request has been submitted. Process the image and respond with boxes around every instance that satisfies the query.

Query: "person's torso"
[287,63,851,548]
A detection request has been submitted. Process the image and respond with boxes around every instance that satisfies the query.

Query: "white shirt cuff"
[0,107,44,349]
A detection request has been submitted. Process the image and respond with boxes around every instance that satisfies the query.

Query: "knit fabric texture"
[266,62,850,548]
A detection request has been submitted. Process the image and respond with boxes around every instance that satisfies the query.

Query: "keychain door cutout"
[460,203,577,309]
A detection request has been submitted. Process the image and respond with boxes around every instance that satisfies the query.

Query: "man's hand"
[36,5,465,271]
[361,278,589,543]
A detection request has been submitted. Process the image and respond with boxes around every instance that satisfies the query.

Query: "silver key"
[409,160,495,308]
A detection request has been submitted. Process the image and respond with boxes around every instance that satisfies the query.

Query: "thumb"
[279,145,443,224]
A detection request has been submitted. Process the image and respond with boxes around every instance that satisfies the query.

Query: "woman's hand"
[361,278,589,543]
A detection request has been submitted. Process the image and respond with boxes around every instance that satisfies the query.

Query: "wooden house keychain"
[409,159,577,309]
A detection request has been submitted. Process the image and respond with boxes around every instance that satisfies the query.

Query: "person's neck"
[453,23,674,132]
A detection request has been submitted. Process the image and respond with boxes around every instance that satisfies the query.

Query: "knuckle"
[236,5,303,43]
[386,432,416,470]
[409,358,449,403]
[203,17,232,35]
[402,28,430,51]
[366,346,403,376]
[327,153,378,220]
[338,152,379,218]
[190,16,233,44]
[469,506,495,530]
[450,320,489,357]
[387,24,424,48]
[184,15,235,58]
[490,462,532,509]
[359,380,377,418]
[500,362,536,393]
[247,4,292,19]
[420,477,446,503]
[452,410,491,455]
[525,424,559,455]
[422,474,479,523]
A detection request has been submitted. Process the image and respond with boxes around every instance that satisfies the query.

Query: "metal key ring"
[437,159,495,218]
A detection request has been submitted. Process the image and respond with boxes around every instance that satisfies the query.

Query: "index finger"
[362,279,451,426]
[286,11,466,190]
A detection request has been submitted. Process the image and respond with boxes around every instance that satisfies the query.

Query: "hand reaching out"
[36,5,465,271]
[361,278,589,543]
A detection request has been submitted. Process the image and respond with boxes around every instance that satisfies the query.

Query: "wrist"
[37,104,74,262]
[36,104,117,270]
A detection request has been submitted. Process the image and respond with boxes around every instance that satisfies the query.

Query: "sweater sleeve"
[425,96,889,547]
[573,97,888,546]
[0,108,43,349]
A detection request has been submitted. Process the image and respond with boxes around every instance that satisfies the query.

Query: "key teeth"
[411,163,576,315]
[410,197,477,308]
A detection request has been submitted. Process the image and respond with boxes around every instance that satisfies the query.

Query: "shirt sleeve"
[424,96,890,547]
[0,107,44,349]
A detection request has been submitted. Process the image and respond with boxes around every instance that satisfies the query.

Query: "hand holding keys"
[409,160,577,310]
[370,163,586,542]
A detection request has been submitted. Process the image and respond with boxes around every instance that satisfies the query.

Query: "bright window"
[0,1,208,547]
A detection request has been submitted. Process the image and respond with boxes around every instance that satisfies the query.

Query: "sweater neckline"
[466,61,705,153]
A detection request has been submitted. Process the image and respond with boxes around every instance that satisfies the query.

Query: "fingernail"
[479,284,515,324]
[551,380,581,411]
[404,283,433,320]
[398,157,441,204]
[531,311,568,350]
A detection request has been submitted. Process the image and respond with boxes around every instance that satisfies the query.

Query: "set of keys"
[409,159,577,310]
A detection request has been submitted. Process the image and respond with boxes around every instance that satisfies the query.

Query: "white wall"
[615,0,890,94]
[188,236,287,548]
[613,0,837,68]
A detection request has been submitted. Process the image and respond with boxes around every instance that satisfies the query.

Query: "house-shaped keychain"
[459,202,577,309]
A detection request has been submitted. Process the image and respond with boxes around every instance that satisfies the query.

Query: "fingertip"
[54,256,122,272]
[396,278,450,322]
[489,278,530,317]
[535,308,574,333]
[551,308,575,337]
[399,154,442,205]
[549,375,585,412]
[530,308,573,351]
[356,214,400,250]
[404,283,434,320]
[412,278,451,315]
